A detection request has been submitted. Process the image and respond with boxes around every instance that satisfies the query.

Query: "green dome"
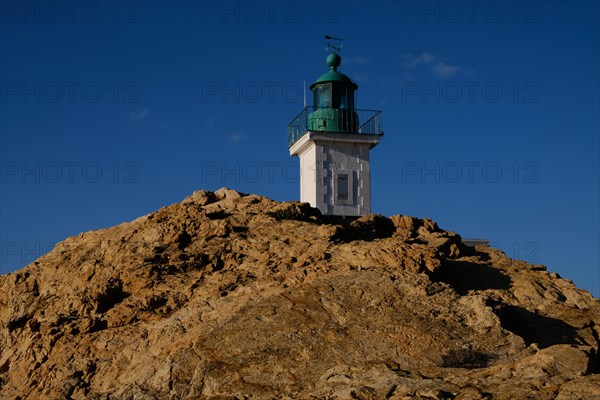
[310,54,358,91]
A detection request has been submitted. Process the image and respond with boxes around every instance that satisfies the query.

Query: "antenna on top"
[325,34,343,54]
[303,80,306,107]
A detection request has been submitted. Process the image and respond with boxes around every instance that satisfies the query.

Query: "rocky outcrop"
[0,188,598,399]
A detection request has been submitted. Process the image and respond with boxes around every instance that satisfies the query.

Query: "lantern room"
[308,53,359,133]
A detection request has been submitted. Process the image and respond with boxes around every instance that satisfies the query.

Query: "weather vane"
[325,34,343,54]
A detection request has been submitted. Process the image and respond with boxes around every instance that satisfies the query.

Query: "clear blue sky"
[1,1,598,297]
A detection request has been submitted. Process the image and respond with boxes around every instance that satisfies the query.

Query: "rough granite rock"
[0,188,598,399]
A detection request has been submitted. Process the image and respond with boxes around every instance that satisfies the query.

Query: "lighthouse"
[288,37,383,216]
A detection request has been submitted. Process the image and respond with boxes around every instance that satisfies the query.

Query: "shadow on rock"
[431,261,512,295]
[329,214,396,243]
[266,202,322,223]
[441,348,497,369]
[489,302,581,349]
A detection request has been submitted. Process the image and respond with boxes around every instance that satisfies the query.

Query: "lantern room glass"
[313,82,355,110]
[313,83,332,109]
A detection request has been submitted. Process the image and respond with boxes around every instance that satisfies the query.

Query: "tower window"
[334,171,353,205]
[337,174,348,201]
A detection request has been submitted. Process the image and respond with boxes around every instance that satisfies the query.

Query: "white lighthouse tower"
[288,37,383,216]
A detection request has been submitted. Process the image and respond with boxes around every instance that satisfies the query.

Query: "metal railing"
[288,106,383,147]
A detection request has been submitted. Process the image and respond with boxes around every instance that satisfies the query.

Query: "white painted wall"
[298,144,316,206]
